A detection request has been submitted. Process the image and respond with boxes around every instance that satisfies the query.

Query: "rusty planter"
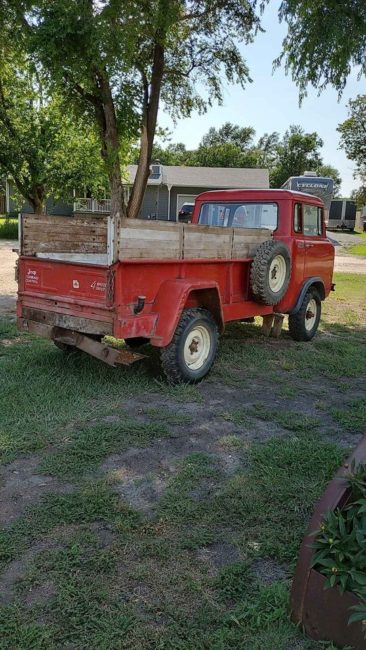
[290,433,366,649]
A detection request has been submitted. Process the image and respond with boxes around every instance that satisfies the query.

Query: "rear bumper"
[17,299,161,344]
[17,304,113,336]
[18,318,145,367]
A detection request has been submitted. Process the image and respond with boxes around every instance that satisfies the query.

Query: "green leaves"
[278,0,366,97]
[338,95,366,192]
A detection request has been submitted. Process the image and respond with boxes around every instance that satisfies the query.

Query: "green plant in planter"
[312,461,366,637]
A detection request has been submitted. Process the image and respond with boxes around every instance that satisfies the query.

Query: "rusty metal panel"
[22,307,113,336]
[302,570,365,649]
[290,434,366,648]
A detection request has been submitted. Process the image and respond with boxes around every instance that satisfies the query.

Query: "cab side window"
[304,205,322,236]
[294,203,302,233]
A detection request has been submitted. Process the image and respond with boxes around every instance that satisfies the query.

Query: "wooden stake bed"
[20,214,272,265]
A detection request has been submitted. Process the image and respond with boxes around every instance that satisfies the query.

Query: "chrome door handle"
[305,243,315,248]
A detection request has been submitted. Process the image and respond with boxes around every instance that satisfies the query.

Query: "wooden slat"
[183,224,232,259]
[36,253,109,265]
[23,214,107,227]
[21,213,109,258]
[119,218,182,260]
[118,220,272,261]
[24,240,106,254]
[231,227,272,258]
[23,232,107,244]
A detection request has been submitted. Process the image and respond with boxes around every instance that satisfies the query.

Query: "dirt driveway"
[0,241,18,317]
[1,237,365,318]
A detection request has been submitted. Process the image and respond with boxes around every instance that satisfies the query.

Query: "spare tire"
[250,240,291,305]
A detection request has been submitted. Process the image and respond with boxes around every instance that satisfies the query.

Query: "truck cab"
[191,188,334,315]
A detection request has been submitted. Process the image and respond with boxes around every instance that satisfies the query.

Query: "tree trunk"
[95,72,125,221]
[12,175,45,214]
[128,41,165,219]
[31,184,46,214]
[31,195,45,214]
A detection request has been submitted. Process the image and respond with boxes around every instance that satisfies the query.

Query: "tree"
[190,122,260,168]
[133,141,191,166]
[338,96,366,181]
[0,48,48,212]
[0,8,112,212]
[317,165,342,198]
[256,132,280,168]
[9,0,265,220]
[270,125,323,188]
[277,0,366,96]
[0,58,108,212]
[351,186,366,209]
[200,123,256,151]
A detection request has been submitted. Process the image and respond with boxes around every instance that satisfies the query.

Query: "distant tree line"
[137,122,342,195]
[0,0,365,214]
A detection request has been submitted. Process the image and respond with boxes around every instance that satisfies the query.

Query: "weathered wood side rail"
[119,219,272,261]
[20,214,272,264]
[20,213,111,265]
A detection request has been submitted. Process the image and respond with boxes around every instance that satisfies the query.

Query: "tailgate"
[19,258,114,307]
[20,213,112,265]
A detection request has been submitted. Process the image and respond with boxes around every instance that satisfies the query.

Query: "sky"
[158,3,364,197]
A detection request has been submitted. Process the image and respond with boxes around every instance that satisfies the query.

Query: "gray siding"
[140,186,169,220]
[8,182,72,215]
[169,186,217,220]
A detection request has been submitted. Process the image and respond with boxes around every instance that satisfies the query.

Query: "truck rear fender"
[150,280,224,347]
[288,277,325,315]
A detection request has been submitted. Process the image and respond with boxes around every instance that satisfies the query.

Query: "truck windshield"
[198,202,278,230]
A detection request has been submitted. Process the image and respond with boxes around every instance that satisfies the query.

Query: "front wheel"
[160,308,218,384]
[288,289,321,342]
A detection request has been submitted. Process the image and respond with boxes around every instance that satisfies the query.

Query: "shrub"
[0,218,18,239]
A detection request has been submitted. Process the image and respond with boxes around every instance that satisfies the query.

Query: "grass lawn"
[348,230,366,257]
[349,243,366,257]
[1,273,366,649]
[0,218,18,239]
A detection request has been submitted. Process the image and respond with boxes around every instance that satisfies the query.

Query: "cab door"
[303,204,332,280]
[292,201,306,284]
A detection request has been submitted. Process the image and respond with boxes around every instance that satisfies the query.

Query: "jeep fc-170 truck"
[17,189,334,383]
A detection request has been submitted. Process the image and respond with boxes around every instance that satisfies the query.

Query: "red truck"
[17,189,335,383]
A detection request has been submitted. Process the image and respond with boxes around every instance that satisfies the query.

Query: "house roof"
[126,165,269,189]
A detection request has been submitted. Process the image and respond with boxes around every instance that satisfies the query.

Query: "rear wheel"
[161,308,218,384]
[288,288,321,341]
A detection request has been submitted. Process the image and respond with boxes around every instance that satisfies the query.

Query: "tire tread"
[250,239,291,305]
[161,308,218,384]
[288,288,321,341]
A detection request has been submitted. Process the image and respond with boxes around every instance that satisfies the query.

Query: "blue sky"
[159,3,364,196]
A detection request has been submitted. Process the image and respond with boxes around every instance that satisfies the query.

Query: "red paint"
[17,189,334,348]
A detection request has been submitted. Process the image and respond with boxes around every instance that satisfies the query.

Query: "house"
[121,164,270,220]
[6,164,269,218]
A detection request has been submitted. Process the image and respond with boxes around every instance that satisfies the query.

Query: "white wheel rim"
[269,255,287,293]
[305,298,317,331]
[183,325,211,371]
